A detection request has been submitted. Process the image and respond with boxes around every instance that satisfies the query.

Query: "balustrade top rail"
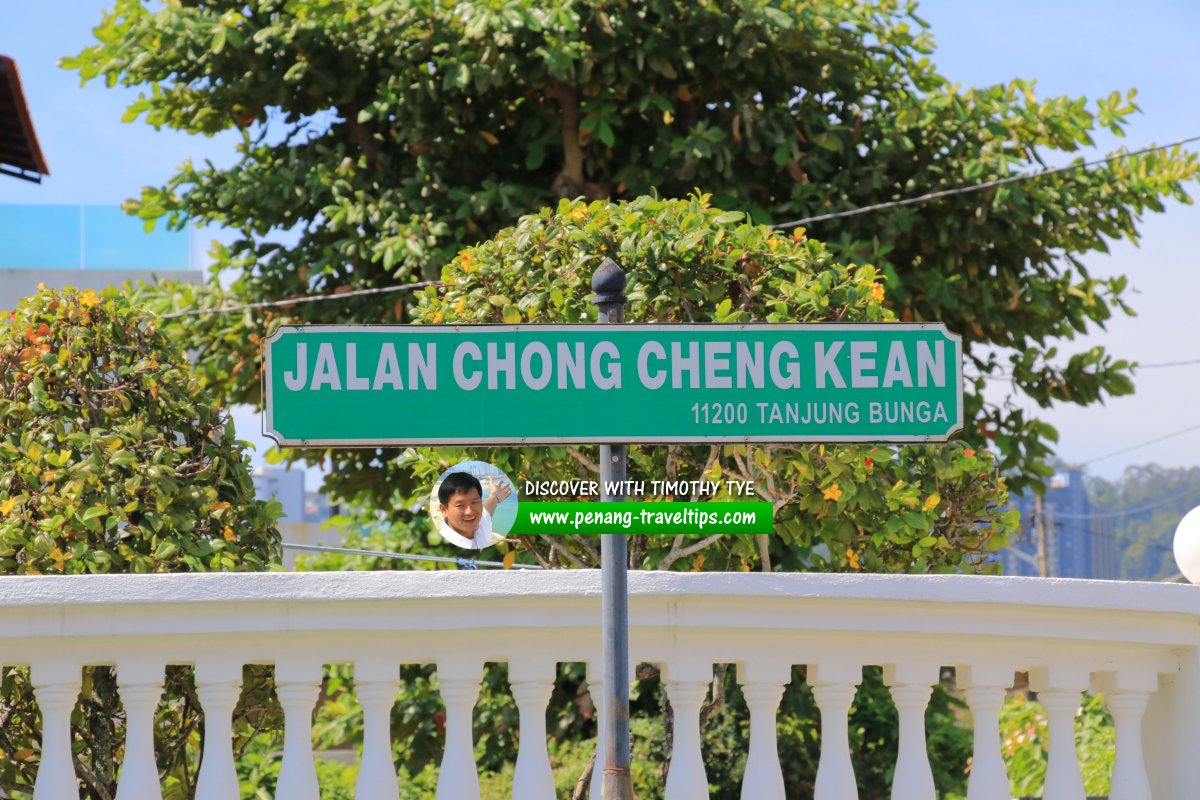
[1,568,1198,606]
[0,570,1196,646]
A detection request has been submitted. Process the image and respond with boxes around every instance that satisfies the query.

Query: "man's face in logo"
[440,488,483,536]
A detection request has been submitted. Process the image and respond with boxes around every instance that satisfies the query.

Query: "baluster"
[956,664,1014,800]
[883,663,938,800]
[1030,666,1089,800]
[587,676,605,800]
[115,659,165,800]
[31,660,81,800]
[586,658,633,800]
[1099,668,1157,800]
[809,660,861,800]
[435,658,482,800]
[355,658,400,800]
[194,659,243,800]
[737,659,788,800]
[274,659,324,800]
[662,662,713,800]
[508,657,556,800]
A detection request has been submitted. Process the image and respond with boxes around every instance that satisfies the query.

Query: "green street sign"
[263,323,962,446]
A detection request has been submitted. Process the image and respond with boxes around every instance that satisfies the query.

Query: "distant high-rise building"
[252,466,336,569]
[999,468,1119,579]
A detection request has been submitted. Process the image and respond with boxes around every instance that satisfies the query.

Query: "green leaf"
[81,507,107,522]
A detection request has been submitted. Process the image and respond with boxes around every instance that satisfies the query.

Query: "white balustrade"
[354,657,401,800]
[586,657,635,800]
[509,656,557,800]
[737,659,787,800]
[194,658,243,800]
[274,658,323,800]
[31,659,81,800]
[0,571,1196,798]
[809,659,862,800]
[884,662,938,800]
[434,657,482,800]
[662,662,713,800]
[586,675,606,800]
[1099,667,1158,800]
[957,664,1014,800]
[114,659,165,800]
[1030,665,1089,800]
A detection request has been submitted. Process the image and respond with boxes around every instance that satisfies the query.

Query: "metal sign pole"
[591,258,635,800]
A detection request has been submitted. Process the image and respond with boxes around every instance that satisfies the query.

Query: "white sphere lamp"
[1173,506,1200,584]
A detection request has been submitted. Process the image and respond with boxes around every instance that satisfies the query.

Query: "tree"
[0,287,279,575]
[66,0,1197,492]
[0,287,281,797]
[400,194,1014,574]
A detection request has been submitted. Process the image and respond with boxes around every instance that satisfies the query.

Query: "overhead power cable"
[151,136,1199,318]
[1051,485,1200,520]
[1079,423,1200,467]
[1137,357,1200,370]
[770,134,1200,230]
[1050,518,1175,557]
[972,356,1200,382]
[159,280,443,320]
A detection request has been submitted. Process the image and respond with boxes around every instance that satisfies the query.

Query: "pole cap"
[591,257,627,306]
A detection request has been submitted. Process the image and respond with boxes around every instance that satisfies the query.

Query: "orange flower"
[822,483,843,502]
[963,449,977,457]
[846,548,861,570]
[871,284,885,304]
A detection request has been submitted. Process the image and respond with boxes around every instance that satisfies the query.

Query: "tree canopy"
[66,0,1198,496]
[392,194,1013,572]
[0,286,280,574]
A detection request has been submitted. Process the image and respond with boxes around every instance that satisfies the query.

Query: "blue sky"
[2,0,1198,482]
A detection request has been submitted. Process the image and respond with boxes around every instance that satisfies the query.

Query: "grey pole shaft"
[591,258,635,800]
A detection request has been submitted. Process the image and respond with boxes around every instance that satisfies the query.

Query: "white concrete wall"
[0,571,1195,799]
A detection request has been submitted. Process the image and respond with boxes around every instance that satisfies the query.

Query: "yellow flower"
[846,548,861,570]
[0,497,17,516]
[923,494,941,512]
[78,291,100,309]
[567,205,588,222]
[871,283,885,304]
[822,483,843,502]
[223,525,237,542]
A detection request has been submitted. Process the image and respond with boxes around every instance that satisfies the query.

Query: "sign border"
[262,323,964,447]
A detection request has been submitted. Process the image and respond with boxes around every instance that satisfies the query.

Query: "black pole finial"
[590,257,627,306]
